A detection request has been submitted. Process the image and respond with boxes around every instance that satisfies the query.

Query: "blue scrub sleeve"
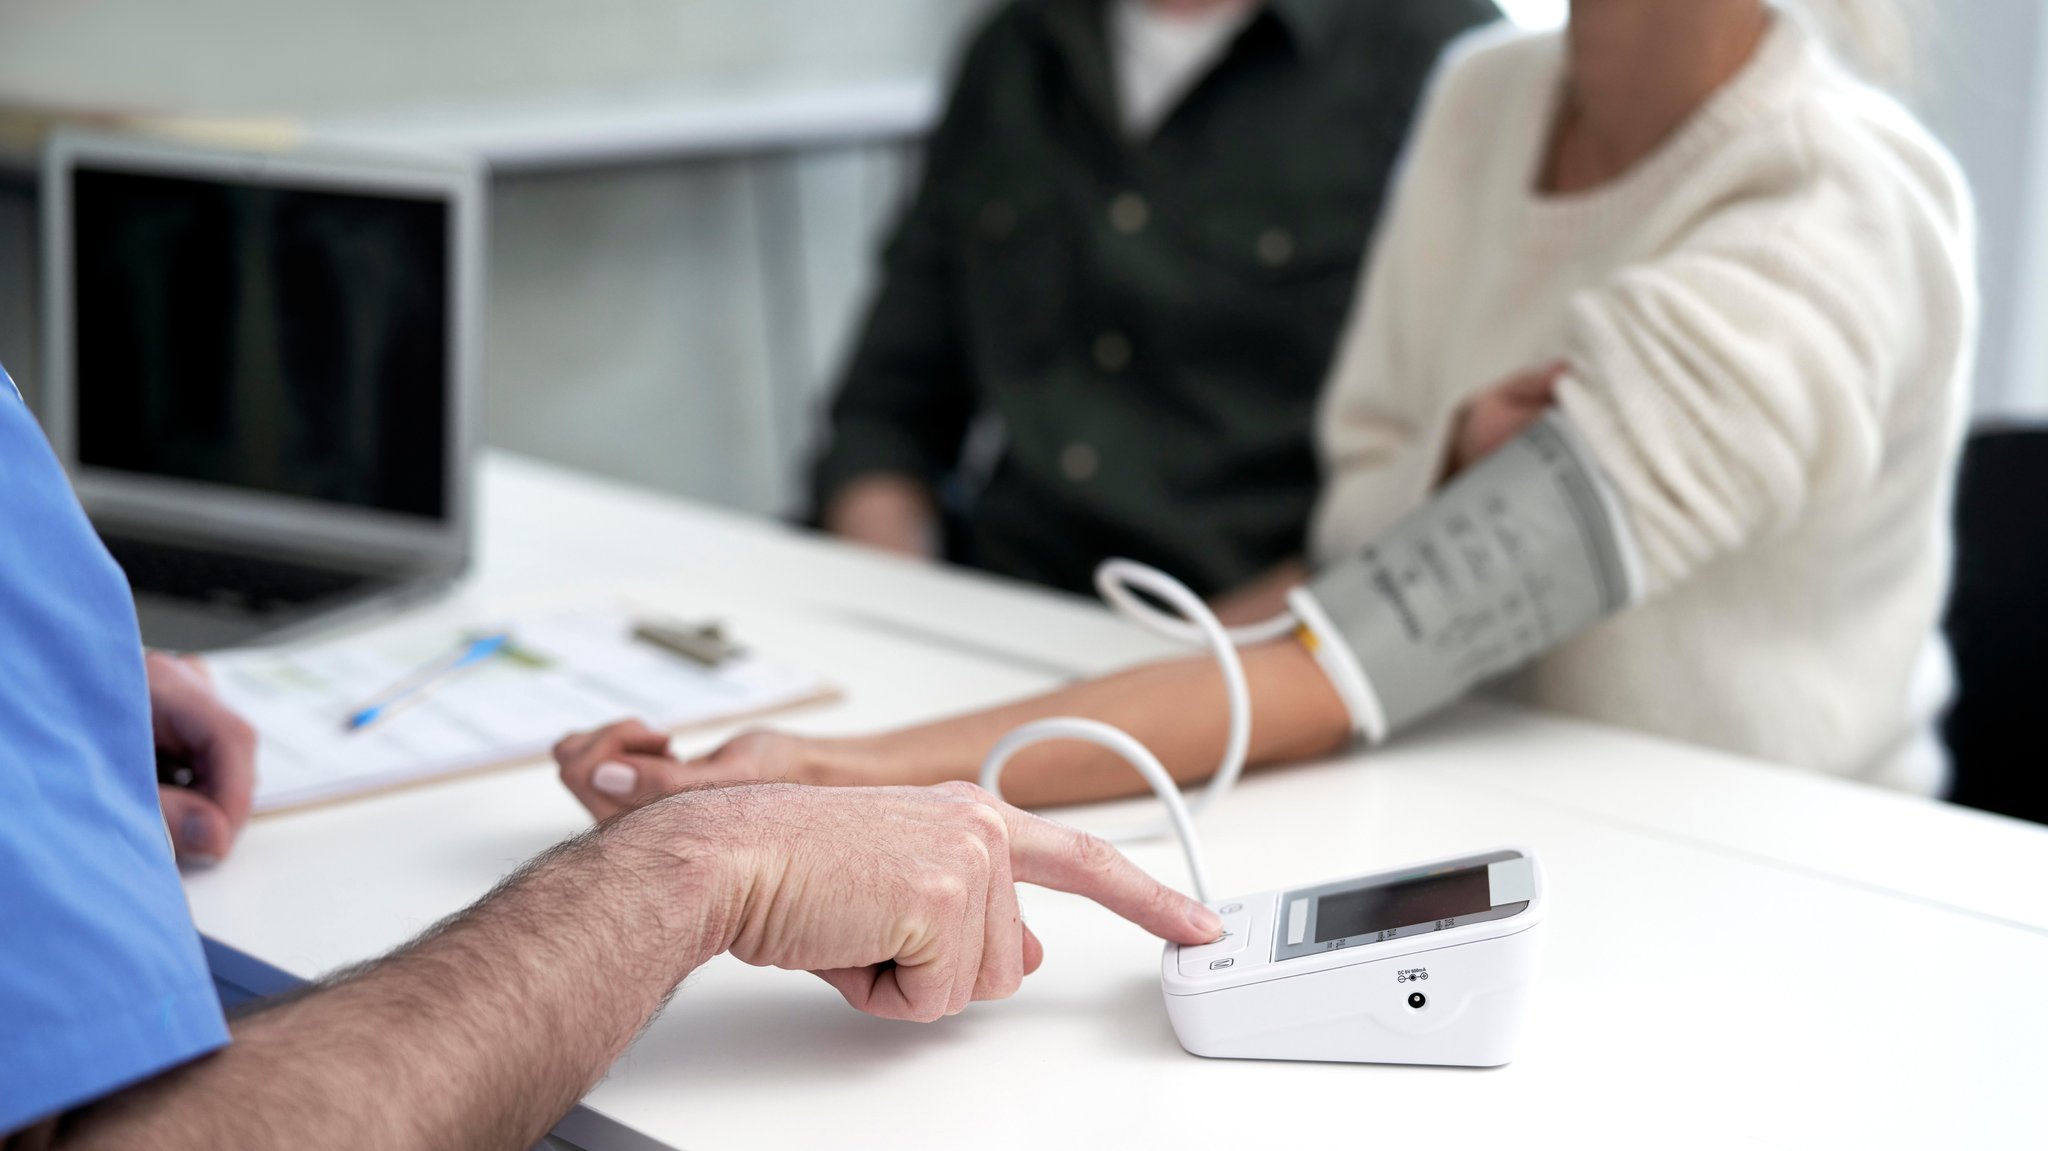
[0,363,230,1134]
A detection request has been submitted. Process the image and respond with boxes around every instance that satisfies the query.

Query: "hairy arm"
[23,782,1216,1151]
[47,800,734,1151]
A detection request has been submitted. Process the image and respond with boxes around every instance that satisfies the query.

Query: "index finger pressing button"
[1001,809,1217,943]
[1174,910,1250,976]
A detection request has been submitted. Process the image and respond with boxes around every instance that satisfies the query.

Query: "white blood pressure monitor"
[979,562,1555,1069]
[1161,849,1545,1067]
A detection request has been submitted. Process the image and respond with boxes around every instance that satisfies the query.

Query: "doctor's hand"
[1446,361,1567,479]
[659,781,1223,1021]
[147,652,258,865]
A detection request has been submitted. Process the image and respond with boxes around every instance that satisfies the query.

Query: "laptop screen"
[70,166,450,521]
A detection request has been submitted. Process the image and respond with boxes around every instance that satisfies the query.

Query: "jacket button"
[1109,192,1150,235]
[1061,442,1100,482]
[1093,331,1133,373]
[1257,227,1296,267]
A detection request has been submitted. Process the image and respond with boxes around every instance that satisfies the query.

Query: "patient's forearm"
[55,802,735,1151]
[830,641,1353,808]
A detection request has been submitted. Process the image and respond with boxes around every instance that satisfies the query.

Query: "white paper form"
[210,606,833,813]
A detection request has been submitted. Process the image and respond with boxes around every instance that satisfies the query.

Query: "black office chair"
[1942,425,2048,825]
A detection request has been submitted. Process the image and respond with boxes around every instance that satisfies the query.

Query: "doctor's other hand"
[1446,360,1567,479]
[555,720,845,820]
[657,781,1224,1021]
[147,651,258,866]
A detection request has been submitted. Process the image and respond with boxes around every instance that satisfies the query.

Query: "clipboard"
[207,604,838,815]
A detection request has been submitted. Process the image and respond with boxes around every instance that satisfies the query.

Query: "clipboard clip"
[632,620,743,668]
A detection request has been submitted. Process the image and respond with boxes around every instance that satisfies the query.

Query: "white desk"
[185,453,2048,1149]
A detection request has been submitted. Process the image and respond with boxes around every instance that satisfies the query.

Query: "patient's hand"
[824,474,941,558]
[555,721,834,820]
[1446,361,1566,479]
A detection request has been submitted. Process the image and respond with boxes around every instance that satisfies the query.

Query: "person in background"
[561,0,1975,815]
[814,0,1498,621]
[0,359,1219,1149]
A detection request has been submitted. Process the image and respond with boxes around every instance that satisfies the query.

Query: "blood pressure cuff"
[1288,413,1642,743]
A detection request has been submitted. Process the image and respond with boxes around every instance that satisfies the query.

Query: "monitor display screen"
[71,166,450,520]
[1313,865,1495,944]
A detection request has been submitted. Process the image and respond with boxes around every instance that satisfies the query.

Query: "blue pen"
[345,633,511,732]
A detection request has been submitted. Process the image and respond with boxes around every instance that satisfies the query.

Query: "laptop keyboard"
[101,535,372,613]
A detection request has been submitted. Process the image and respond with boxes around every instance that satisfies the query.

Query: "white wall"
[1913,0,2048,419]
[1497,0,1566,30]
[0,0,988,122]
[479,145,912,517]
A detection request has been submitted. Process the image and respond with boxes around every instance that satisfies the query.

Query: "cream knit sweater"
[1309,17,1977,793]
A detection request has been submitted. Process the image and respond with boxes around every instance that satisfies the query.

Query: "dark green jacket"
[813,0,1499,597]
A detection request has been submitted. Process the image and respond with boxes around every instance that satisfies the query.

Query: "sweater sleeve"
[1307,29,1519,563]
[1307,212,1445,561]
[1554,128,1972,596]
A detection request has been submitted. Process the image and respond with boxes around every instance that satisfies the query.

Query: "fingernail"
[180,853,221,870]
[1187,904,1224,940]
[592,761,638,797]
[180,813,215,857]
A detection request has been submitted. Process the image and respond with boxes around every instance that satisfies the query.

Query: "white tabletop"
[184,453,2048,1149]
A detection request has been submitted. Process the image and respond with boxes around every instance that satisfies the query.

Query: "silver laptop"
[40,130,484,650]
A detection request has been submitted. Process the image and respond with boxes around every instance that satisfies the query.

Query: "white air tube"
[977,559,1295,903]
